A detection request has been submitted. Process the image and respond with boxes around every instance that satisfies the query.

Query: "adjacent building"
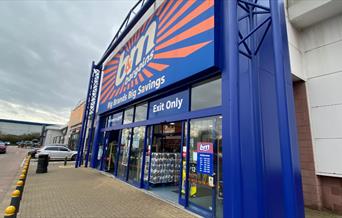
[286,0,342,214]
[66,100,85,150]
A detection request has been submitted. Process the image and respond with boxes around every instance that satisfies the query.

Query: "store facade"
[77,0,305,217]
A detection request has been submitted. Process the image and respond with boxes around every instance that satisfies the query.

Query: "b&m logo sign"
[99,0,215,113]
[197,142,214,154]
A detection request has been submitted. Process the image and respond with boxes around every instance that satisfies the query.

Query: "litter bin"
[36,154,49,173]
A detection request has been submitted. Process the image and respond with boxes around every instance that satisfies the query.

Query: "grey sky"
[0,0,137,124]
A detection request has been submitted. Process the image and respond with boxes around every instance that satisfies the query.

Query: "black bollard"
[64,156,67,166]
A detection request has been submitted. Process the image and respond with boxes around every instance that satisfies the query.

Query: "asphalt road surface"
[0,146,28,205]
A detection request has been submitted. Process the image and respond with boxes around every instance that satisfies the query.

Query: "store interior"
[147,122,182,203]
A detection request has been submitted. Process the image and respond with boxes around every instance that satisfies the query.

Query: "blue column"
[217,0,242,217]
[90,116,103,168]
[270,0,304,217]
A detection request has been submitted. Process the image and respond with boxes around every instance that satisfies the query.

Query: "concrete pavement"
[0,146,28,212]
[11,160,342,218]
[18,162,196,218]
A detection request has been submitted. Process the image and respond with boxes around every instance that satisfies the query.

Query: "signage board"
[99,0,215,113]
[148,90,189,119]
[196,142,214,175]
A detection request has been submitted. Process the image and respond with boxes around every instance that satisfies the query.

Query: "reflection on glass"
[191,77,222,111]
[123,107,134,124]
[128,126,146,184]
[135,103,148,122]
[117,128,131,179]
[144,127,152,183]
[188,116,222,215]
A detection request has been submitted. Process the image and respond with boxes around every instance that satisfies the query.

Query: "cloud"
[0,0,138,124]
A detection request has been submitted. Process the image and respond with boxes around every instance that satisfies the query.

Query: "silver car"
[35,145,77,160]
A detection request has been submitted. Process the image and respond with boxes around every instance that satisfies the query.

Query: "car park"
[35,145,77,160]
[0,141,7,154]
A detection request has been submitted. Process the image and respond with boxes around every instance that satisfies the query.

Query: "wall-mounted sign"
[148,90,189,119]
[98,0,215,113]
[196,142,214,175]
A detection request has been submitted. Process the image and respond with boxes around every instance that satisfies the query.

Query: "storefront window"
[123,107,134,124]
[188,116,222,214]
[191,77,222,111]
[135,103,148,122]
[128,126,146,184]
[117,128,131,179]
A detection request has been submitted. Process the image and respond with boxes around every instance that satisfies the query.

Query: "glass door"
[187,116,223,217]
[104,130,120,174]
[117,128,132,180]
[127,126,146,186]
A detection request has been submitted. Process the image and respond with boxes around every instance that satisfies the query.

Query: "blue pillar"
[217,0,243,217]
[90,116,104,168]
[270,0,305,217]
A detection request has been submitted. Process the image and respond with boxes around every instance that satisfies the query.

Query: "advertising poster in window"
[196,142,214,176]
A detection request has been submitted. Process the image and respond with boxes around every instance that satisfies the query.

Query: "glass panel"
[188,117,216,211]
[104,131,120,174]
[117,128,132,179]
[180,122,187,201]
[123,107,134,124]
[216,116,223,218]
[135,103,148,122]
[191,78,222,111]
[128,126,146,184]
[144,126,152,183]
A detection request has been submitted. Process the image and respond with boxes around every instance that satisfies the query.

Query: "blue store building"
[76,0,305,217]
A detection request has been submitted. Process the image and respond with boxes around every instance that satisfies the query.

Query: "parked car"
[31,139,40,147]
[35,145,77,160]
[4,141,10,145]
[24,141,33,148]
[0,141,7,154]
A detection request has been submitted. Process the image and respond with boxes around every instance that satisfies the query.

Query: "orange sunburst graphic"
[100,0,215,108]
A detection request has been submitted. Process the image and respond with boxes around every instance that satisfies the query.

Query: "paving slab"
[18,162,195,218]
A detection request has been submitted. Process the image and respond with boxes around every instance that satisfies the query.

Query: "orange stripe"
[103,66,117,74]
[135,78,139,85]
[142,69,153,78]
[131,80,134,88]
[158,0,174,21]
[154,41,212,59]
[159,0,183,29]
[157,0,214,43]
[105,59,118,66]
[102,73,115,83]
[127,82,131,90]
[102,75,116,91]
[138,73,145,82]
[147,62,169,71]
[156,16,214,51]
[158,0,196,35]
[101,85,114,103]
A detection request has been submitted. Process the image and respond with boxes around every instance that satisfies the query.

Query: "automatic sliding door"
[128,126,145,185]
[117,128,131,180]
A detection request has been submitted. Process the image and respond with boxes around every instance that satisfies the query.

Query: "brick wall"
[294,81,342,214]
[320,176,342,214]
[293,81,322,209]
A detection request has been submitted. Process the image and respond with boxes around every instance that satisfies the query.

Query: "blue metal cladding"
[79,0,305,217]
[217,0,304,217]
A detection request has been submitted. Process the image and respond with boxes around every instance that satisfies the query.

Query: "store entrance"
[103,130,120,174]
[145,122,183,203]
